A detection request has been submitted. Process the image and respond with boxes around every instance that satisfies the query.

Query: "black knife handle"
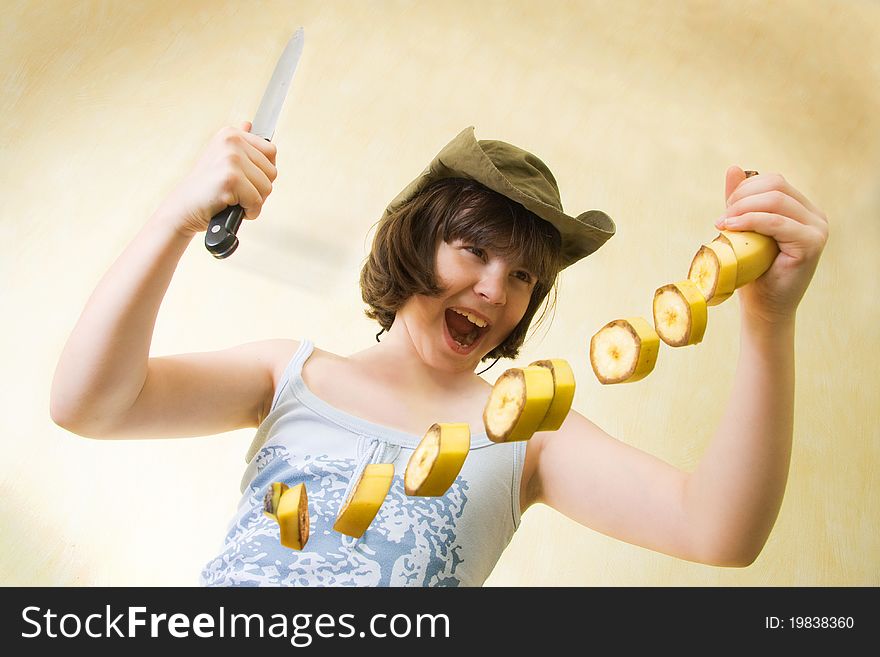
[205,204,245,258]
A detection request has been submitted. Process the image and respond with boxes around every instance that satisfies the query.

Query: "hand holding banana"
[718,166,829,325]
[590,167,829,384]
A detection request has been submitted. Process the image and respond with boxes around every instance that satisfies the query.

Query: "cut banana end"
[277,483,310,550]
[653,280,708,347]
[482,366,554,443]
[713,230,779,289]
[405,423,470,496]
[262,481,289,522]
[688,240,738,306]
[589,317,660,384]
[529,359,576,430]
[263,482,309,550]
[333,463,394,538]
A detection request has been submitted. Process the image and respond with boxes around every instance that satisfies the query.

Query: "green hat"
[382,126,615,270]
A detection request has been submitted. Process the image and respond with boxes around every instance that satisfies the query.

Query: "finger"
[726,172,824,219]
[725,165,748,205]
[238,137,278,182]
[225,121,277,164]
[241,130,278,164]
[724,190,825,232]
[717,211,823,258]
[236,152,273,201]
[234,175,265,220]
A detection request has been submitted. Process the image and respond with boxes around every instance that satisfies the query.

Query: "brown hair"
[360,177,563,361]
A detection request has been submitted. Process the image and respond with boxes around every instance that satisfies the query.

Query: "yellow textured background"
[1,0,877,586]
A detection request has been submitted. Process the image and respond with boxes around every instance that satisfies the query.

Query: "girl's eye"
[465,245,532,283]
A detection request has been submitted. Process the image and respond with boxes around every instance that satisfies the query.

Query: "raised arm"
[50,122,280,438]
[685,167,828,562]
[682,311,795,564]
[526,167,828,567]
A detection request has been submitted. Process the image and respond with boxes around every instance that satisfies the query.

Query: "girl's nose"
[474,266,507,306]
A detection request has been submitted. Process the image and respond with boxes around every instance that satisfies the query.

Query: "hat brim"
[383,127,615,269]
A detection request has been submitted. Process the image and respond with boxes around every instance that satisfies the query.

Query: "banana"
[687,240,738,306]
[263,482,310,550]
[713,230,779,289]
[589,317,660,384]
[404,423,470,496]
[333,463,394,538]
[653,280,708,347]
[586,170,770,382]
[262,481,289,522]
[529,359,576,430]
[483,366,555,443]
[277,483,310,550]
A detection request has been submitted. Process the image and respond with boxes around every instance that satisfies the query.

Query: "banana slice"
[589,317,660,384]
[404,423,470,496]
[713,230,779,290]
[277,483,310,550]
[333,463,394,538]
[529,359,576,430]
[262,481,289,522]
[483,366,554,443]
[653,280,708,347]
[688,240,738,306]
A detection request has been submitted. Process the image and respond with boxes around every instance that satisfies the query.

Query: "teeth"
[451,308,488,328]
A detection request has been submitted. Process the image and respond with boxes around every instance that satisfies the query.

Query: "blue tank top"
[199,338,526,586]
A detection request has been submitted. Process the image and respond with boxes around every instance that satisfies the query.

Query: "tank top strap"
[244,339,315,464]
[269,338,314,412]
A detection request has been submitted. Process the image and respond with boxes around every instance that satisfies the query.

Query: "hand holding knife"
[205,27,305,258]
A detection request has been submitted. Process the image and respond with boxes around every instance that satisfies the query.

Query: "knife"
[205,27,305,258]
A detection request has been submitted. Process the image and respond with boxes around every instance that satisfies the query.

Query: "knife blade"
[205,27,304,258]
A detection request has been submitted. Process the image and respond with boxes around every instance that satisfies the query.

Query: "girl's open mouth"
[443,308,488,355]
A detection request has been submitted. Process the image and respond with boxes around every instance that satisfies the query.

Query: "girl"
[50,123,828,586]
